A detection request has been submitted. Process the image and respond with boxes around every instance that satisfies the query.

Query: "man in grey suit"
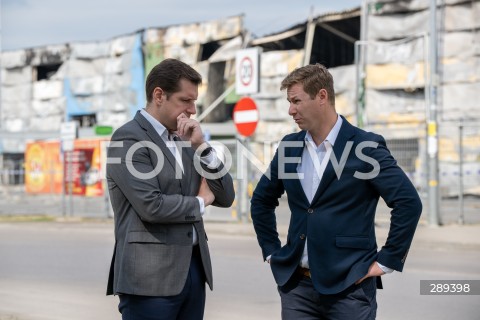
[106,58,235,320]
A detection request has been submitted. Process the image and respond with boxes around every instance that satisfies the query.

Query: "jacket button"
[307,208,313,214]
[300,234,306,240]
[187,231,193,238]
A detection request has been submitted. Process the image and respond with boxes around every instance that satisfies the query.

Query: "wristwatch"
[200,146,213,157]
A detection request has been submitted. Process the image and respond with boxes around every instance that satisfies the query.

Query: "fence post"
[458,121,464,224]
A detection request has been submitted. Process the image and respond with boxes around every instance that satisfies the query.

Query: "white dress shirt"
[297,115,342,268]
[295,115,393,274]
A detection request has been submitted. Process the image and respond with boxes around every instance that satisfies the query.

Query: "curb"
[1,214,479,250]
[204,221,480,250]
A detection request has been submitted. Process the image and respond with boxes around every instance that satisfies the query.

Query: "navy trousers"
[118,250,206,320]
[278,272,377,320]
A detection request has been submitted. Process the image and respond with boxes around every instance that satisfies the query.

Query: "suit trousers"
[278,272,377,320]
[118,248,206,320]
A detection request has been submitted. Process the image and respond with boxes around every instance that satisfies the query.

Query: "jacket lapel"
[310,117,355,205]
[284,132,310,204]
[134,111,182,183]
[180,142,194,193]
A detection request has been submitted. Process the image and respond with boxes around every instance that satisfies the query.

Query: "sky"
[0,0,360,51]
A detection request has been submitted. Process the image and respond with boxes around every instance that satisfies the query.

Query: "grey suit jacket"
[106,111,235,296]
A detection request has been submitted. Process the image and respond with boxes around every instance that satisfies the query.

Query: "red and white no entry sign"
[233,97,259,137]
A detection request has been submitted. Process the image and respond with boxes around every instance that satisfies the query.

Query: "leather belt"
[297,267,311,278]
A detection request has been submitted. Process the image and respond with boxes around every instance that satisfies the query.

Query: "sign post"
[60,121,78,217]
[235,47,261,222]
[233,97,259,222]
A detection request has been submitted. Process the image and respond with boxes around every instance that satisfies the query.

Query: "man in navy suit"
[251,63,422,319]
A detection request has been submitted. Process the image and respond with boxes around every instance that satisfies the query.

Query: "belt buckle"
[298,267,311,278]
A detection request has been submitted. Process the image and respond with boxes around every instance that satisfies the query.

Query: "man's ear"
[317,88,328,103]
[153,87,165,104]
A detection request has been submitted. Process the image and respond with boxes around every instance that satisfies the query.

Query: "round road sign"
[233,97,259,137]
[239,57,253,86]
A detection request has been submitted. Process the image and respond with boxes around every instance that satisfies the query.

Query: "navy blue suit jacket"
[251,117,422,294]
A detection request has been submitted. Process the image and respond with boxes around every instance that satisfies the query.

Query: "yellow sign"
[428,121,437,137]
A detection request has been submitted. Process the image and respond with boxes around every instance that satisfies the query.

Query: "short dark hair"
[145,58,202,102]
[280,63,335,105]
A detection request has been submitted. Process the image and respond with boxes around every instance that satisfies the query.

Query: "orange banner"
[25,138,107,196]
[25,141,63,194]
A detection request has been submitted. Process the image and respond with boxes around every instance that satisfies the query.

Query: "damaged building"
[248,7,361,144]
[362,0,480,196]
[0,15,243,187]
[245,1,479,197]
[1,3,479,198]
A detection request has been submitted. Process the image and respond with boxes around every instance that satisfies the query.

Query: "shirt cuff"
[377,262,394,274]
[200,147,221,169]
[266,255,271,263]
[196,196,205,216]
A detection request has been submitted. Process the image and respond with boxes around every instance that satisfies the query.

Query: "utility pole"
[427,0,441,226]
[303,6,316,66]
[356,0,370,128]
[0,0,3,130]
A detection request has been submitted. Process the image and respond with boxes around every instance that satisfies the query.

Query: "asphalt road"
[0,222,479,320]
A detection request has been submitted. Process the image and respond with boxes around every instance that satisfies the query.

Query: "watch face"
[201,146,213,157]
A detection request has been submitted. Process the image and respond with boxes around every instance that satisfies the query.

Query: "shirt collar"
[305,114,343,147]
[140,108,169,140]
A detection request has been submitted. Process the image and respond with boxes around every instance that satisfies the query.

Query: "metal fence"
[365,120,480,224]
[1,129,479,224]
